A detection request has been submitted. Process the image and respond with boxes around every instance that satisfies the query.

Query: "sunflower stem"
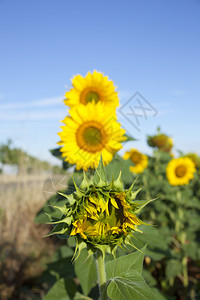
[95,250,107,300]
[175,190,189,288]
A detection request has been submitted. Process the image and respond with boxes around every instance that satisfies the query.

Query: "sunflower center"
[175,165,187,178]
[131,152,142,164]
[76,121,107,153]
[80,89,100,104]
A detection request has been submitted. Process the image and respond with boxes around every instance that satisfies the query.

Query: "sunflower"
[123,149,148,174]
[58,102,126,170]
[46,160,149,256]
[70,191,141,244]
[64,70,119,108]
[166,157,196,186]
[147,133,173,152]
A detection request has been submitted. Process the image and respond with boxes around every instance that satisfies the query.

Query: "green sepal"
[95,244,110,261]
[110,244,118,259]
[93,156,107,184]
[123,133,137,142]
[87,246,96,258]
[96,174,107,188]
[124,234,145,254]
[134,198,157,214]
[50,203,69,214]
[125,177,138,197]
[44,212,53,222]
[126,180,141,200]
[113,171,123,190]
[46,215,73,226]
[73,237,87,262]
[44,223,70,237]
[80,172,93,190]
[58,192,76,206]
[72,178,86,198]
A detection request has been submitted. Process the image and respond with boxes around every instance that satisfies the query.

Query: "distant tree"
[0,140,63,174]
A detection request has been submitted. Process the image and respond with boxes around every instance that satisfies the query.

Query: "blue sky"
[0,0,200,164]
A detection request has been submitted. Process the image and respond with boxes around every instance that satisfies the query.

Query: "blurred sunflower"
[64,70,119,108]
[123,149,148,174]
[162,137,173,152]
[147,133,173,152]
[185,153,200,169]
[166,157,196,186]
[58,102,126,170]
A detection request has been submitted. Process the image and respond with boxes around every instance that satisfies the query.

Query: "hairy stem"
[175,190,189,288]
[95,250,107,300]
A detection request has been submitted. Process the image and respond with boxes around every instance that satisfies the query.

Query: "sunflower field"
[35,71,200,300]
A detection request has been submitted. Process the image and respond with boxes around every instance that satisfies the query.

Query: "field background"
[0,170,70,300]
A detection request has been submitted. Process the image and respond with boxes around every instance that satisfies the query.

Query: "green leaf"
[46,256,75,279]
[107,270,156,300]
[35,194,67,224]
[142,269,157,287]
[166,259,183,280]
[151,288,173,300]
[123,133,137,142]
[52,245,73,262]
[74,249,97,296]
[106,247,146,279]
[43,278,76,300]
[132,226,171,254]
[50,148,74,167]
[134,199,156,214]
[105,155,133,186]
[73,292,93,300]
[68,237,76,248]
[50,147,64,161]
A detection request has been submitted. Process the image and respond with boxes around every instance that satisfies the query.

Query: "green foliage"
[106,248,155,300]
[40,243,156,300]
[0,139,63,173]
[43,278,77,300]
[50,147,75,170]
[107,272,155,300]
[74,249,97,296]
[35,144,200,299]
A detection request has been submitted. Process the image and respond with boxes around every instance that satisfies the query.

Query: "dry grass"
[0,173,69,300]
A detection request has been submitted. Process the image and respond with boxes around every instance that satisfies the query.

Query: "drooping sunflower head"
[147,133,173,152]
[58,101,126,170]
[166,157,196,186]
[123,149,148,174]
[46,159,150,257]
[64,71,119,108]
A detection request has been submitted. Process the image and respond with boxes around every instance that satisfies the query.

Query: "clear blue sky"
[0,0,200,164]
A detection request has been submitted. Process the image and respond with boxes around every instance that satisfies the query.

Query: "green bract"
[45,158,152,258]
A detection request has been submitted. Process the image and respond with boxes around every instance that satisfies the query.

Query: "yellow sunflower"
[166,157,196,186]
[58,102,126,170]
[64,70,119,108]
[123,149,148,174]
